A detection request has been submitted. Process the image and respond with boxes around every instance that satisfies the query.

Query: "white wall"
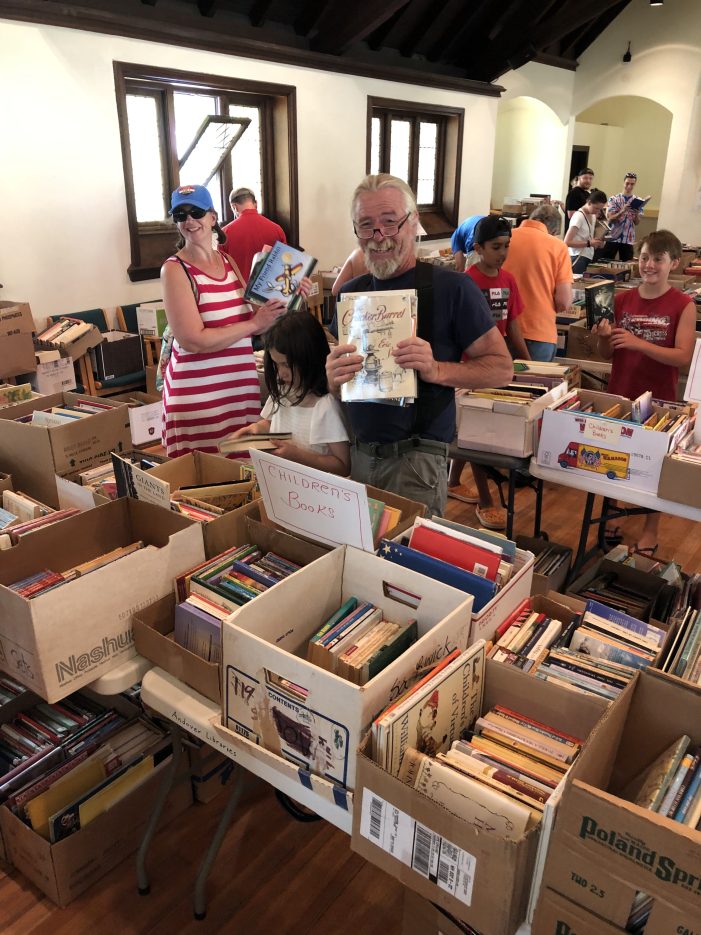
[573,0,701,241]
[0,20,499,323]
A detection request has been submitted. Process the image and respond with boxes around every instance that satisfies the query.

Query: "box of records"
[536,669,701,933]
[218,544,475,791]
[351,656,611,935]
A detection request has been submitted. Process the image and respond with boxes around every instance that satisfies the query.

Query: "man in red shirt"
[222,188,286,283]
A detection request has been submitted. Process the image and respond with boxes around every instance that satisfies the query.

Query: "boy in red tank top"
[593,230,695,552]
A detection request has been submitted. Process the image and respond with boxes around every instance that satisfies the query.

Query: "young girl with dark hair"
[230,311,350,475]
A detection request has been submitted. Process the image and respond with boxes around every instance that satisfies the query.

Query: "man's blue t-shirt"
[450,215,485,255]
[332,264,494,444]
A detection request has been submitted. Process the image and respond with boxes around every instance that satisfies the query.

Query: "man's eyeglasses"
[172,206,208,223]
[353,212,411,240]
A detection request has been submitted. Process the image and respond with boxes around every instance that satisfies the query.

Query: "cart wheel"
[275,790,321,822]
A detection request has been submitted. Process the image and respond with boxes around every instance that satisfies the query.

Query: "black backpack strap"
[174,255,199,301]
[412,261,454,436]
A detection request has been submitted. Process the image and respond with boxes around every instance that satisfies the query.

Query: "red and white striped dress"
[162,254,260,457]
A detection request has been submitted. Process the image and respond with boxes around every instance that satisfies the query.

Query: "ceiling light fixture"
[650,0,663,6]
[622,41,632,63]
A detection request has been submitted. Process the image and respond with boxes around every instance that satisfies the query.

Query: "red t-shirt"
[222,208,286,283]
[466,266,524,336]
[607,287,690,402]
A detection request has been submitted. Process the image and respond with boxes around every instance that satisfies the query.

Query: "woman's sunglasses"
[172,206,208,223]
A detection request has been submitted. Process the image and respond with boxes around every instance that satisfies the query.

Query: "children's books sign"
[250,449,373,551]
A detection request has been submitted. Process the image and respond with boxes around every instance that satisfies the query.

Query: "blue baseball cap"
[170,184,214,214]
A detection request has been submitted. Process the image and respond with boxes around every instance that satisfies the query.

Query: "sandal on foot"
[631,543,658,558]
[603,525,624,546]
[475,505,507,530]
[447,481,480,504]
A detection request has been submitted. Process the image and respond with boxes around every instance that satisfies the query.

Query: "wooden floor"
[1,477,700,934]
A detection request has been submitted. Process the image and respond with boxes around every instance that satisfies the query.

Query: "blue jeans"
[525,339,557,362]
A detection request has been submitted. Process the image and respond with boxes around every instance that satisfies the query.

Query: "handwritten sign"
[581,416,619,445]
[250,449,373,551]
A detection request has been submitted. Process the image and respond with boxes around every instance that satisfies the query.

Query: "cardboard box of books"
[657,447,701,508]
[532,886,689,935]
[109,391,163,447]
[220,545,475,791]
[539,669,701,926]
[456,376,569,457]
[0,392,131,508]
[133,515,327,704]
[27,357,76,396]
[0,301,36,379]
[536,388,689,494]
[0,753,191,907]
[136,302,168,337]
[90,331,144,381]
[0,498,205,701]
[516,535,571,596]
[145,451,258,557]
[35,318,103,361]
[351,659,611,935]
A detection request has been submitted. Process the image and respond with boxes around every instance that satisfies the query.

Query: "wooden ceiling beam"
[249,0,273,28]
[311,0,410,55]
[440,0,497,65]
[560,0,629,59]
[293,0,327,37]
[397,0,443,58]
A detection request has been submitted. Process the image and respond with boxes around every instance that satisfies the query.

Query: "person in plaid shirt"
[600,172,643,261]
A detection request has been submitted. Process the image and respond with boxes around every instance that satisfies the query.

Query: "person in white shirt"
[564,189,607,274]
[230,311,350,475]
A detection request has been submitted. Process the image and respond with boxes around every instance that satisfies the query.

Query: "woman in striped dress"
[160,184,289,457]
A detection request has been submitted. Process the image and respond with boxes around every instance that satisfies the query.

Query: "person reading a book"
[326,173,513,516]
[600,172,644,262]
[593,230,696,554]
[565,168,595,219]
[448,215,529,528]
[160,184,310,459]
[564,189,608,274]
[228,311,350,475]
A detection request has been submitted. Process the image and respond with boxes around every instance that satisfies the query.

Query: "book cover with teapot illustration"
[336,289,418,403]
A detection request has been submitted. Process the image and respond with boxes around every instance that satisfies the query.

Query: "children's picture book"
[336,289,418,403]
[584,280,616,329]
[244,241,317,311]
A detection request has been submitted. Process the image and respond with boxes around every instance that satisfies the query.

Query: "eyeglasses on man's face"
[353,212,412,240]
[173,206,208,223]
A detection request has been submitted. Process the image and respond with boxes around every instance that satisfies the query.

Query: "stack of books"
[552,390,690,434]
[218,432,292,456]
[368,496,402,546]
[620,734,701,831]
[28,399,117,427]
[0,383,34,408]
[7,542,145,599]
[379,517,516,612]
[174,544,304,661]
[658,601,701,685]
[397,703,581,839]
[306,597,417,684]
[0,673,25,706]
[1,509,80,549]
[35,317,96,348]
[3,489,54,523]
[372,642,486,777]
[532,545,570,579]
[459,381,554,408]
[489,598,567,671]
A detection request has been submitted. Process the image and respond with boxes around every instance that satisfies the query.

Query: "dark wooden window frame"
[114,62,298,282]
[366,97,464,240]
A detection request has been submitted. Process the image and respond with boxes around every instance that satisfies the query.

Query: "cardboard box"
[0,472,12,495]
[136,303,167,338]
[133,516,327,704]
[402,889,475,935]
[536,388,688,494]
[0,756,191,906]
[90,331,144,381]
[564,320,610,363]
[657,453,701,508]
[516,535,571,596]
[456,377,568,457]
[27,357,76,395]
[110,391,162,447]
[0,498,205,701]
[145,364,159,397]
[0,391,131,507]
[147,451,258,557]
[221,545,476,790]
[0,301,36,379]
[533,885,692,935]
[351,659,611,935]
[35,322,103,362]
[538,669,701,929]
[567,557,677,627]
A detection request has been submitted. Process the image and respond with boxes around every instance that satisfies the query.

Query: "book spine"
[668,754,701,819]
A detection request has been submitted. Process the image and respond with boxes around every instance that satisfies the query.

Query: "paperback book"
[244,241,317,311]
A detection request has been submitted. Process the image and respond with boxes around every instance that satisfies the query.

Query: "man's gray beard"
[363,241,403,279]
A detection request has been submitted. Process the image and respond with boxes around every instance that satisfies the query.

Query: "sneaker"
[447,481,480,503]
[475,505,507,530]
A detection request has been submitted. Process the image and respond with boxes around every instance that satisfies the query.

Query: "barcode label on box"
[359,790,476,905]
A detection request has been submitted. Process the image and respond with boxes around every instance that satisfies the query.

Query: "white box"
[29,357,76,395]
[457,379,568,457]
[470,546,534,643]
[221,545,475,790]
[136,303,167,337]
[129,399,162,446]
[536,388,688,494]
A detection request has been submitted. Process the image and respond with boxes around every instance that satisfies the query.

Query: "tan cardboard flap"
[533,888,627,935]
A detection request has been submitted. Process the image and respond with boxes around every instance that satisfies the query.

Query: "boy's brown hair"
[639,229,682,261]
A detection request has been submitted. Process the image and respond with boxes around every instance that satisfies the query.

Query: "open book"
[628,195,651,212]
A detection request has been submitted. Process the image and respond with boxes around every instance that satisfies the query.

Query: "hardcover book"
[336,289,418,403]
[584,280,615,329]
[244,241,317,311]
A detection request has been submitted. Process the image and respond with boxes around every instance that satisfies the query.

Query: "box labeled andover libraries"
[0,499,205,701]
